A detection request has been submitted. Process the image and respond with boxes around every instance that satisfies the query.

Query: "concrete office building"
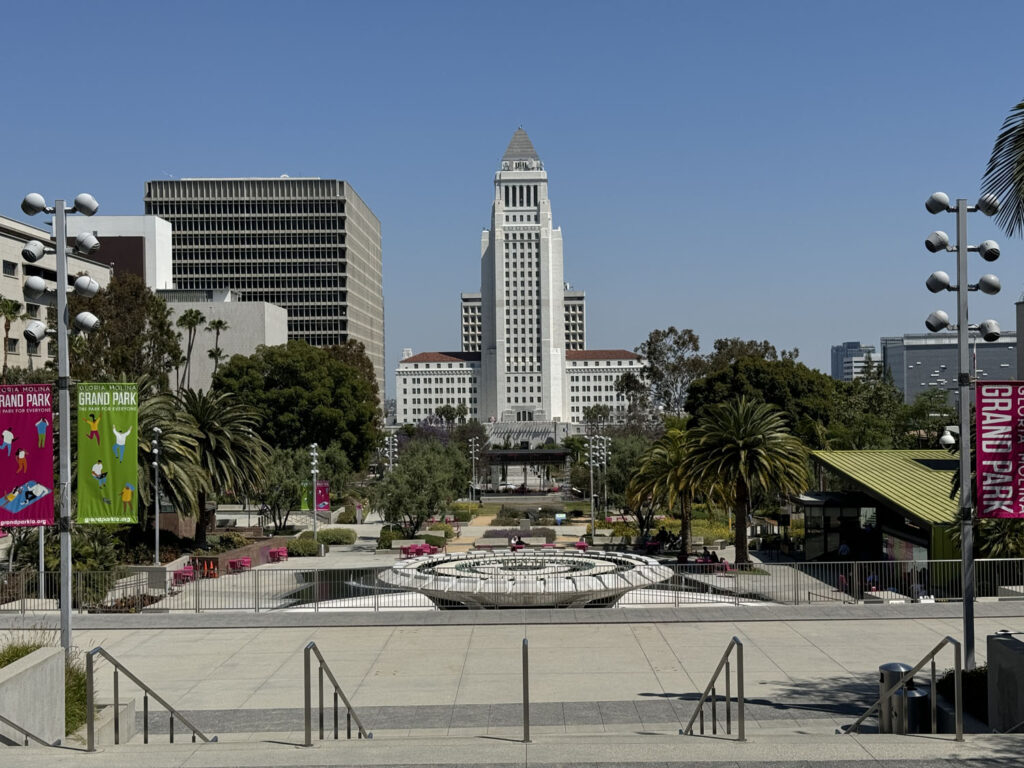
[0,215,112,370]
[157,289,289,392]
[64,215,174,290]
[830,340,877,381]
[144,177,385,400]
[881,332,1017,404]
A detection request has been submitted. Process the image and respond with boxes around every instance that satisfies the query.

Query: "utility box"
[878,662,912,733]
[988,631,1024,732]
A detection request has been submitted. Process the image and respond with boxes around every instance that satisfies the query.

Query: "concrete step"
[7,729,1015,767]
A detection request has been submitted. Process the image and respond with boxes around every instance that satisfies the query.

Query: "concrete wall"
[0,646,64,745]
[988,632,1024,732]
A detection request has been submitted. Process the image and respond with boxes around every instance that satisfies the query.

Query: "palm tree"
[629,428,694,550]
[0,298,24,384]
[204,318,230,376]
[176,388,270,546]
[681,397,809,564]
[176,309,206,390]
[982,99,1024,237]
[136,387,207,540]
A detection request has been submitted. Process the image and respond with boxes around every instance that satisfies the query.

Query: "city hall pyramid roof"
[502,128,539,162]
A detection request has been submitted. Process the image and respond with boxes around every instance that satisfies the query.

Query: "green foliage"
[681,397,808,563]
[443,505,475,522]
[68,273,182,388]
[616,326,704,418]
[982,97,1024,237]
[938,664,987,723]
[422,533,447,548]
[207,532,248,553]
[373,437,469,537]
[287,537,327,557]
[0,634,87,735]
[376,527,399,550]
[428,522,455,539]
[299,528,356,545]
[213,340,380,468]
[947,518,1024,558]
[484,527,557,543]
[256,448,304,534]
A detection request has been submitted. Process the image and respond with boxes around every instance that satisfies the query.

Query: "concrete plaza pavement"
[3,601,1024,765]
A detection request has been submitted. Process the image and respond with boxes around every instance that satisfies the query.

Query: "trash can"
[318,543,326,557]
[893,680,930,734]
[878,662,912,734]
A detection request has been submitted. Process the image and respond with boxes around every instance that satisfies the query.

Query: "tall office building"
[881,332,1016,404]
[143,177,384,399]
[480,129,566,423]
[830,340,877,381]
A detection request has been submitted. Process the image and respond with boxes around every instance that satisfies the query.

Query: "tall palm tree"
[176,388,270,546]
[982,98,1024,237]
[176,309,206,391]
[681,397,808,564]
[0,298,25,384]
[629,428,694,550]
[204,318,230,375]
[136,387,207,538]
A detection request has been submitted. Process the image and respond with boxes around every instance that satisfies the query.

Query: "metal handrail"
[0,711,59,747]
[843,635,962,741]
[303,642,371,745]
[86,646,216,752]
[680,636,745,741]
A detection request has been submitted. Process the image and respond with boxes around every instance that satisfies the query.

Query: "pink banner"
[315,481,330,512]
[0,384,54,527]
[975,382,1024,519]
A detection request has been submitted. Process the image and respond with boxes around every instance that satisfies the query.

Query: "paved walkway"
[3,602,1022,766]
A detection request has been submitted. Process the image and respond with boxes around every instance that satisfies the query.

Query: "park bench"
[474,538,509,550]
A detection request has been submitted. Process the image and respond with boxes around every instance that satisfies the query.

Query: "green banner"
[77,383,138,524]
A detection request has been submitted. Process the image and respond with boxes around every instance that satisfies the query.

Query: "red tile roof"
[566,349,640,361]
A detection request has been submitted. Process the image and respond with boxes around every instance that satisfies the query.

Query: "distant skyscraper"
[830,340,877,381]
[144,177,384,399]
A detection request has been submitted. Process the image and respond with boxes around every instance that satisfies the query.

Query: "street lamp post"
[152,427,162,565]
[469,436,479,501]
[20,192,101,655]
[310,443,319,547]
[923,191,1002,671]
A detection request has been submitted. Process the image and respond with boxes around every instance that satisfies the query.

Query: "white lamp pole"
[152,427,162,565]
[310,443,319,547]
[20,192,101,656]
[924,191,1002,670]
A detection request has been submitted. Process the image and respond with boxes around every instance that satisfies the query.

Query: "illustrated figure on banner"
[84,413,101,446]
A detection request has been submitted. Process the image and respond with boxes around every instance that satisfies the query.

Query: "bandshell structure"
[379,550,674,608]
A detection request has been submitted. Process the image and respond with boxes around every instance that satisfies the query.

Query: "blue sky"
[3,2,1024,397]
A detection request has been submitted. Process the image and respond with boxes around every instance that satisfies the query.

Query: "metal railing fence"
[3,558,1024,613]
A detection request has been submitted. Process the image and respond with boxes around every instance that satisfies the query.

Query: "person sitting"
[709,550,720,564]
[655,526,670,544]
[701,547,712,561]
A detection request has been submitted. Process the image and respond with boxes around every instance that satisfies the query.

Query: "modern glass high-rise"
[143,177,384,398]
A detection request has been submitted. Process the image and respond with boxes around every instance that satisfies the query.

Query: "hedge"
[287,537,329,557]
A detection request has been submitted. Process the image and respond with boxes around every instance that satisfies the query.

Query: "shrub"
[299,528,356,545]
[937,664,988,723]
[483,527,557,543]
[423,534,447,548]
[335,508,357,524]
[428,523,455,540]
[287,537,328,557]
[0,635,87,735]
[377,527,399,550]
[207,532,249,554]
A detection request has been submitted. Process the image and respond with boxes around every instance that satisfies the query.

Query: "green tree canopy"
[681,397,809,563]
[68,273,181,389]
[373,438,469,537]
[213,340,381,468]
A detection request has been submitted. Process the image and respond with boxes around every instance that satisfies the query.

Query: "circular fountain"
[378,549,674,608]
